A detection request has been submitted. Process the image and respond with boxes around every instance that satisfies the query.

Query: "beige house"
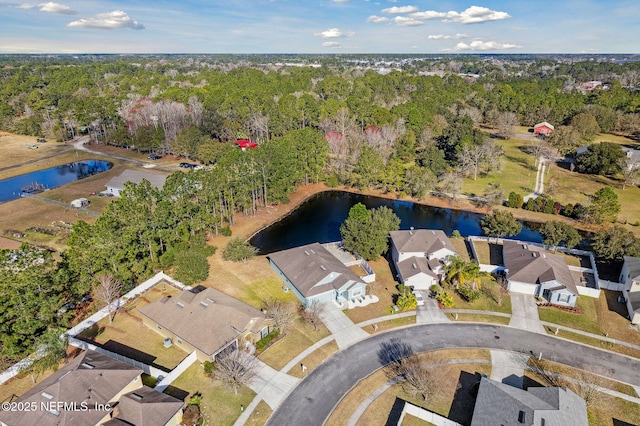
[0,350,183,426]
[138,286,271,362]
[620,256,640,324]
[390,229,458,290]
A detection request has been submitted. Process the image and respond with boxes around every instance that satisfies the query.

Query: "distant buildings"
[105,169,168,197]
[533,122,554,137]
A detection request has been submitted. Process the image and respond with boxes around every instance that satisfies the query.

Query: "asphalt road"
[267,323,640,426]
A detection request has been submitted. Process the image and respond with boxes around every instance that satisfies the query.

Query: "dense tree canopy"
[480,210,522,238]
[340,203,400,260]
[576,142,625,175]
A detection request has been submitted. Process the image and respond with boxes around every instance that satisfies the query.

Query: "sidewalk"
[318,303,369,349]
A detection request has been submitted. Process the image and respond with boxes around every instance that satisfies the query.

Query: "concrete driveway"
[416,294,449,324]
[509,293,546,333]
[318,303,369,349]
[266,323,640,426]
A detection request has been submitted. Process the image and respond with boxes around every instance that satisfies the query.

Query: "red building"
[235,139,258,151]
[533,122,554,137]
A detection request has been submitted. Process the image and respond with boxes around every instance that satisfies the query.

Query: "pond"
[0,160,113,203]
[250,190,543,254]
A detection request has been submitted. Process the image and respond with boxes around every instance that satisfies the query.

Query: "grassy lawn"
[449,238,471,262]
[525,358,640,426]
[471,240,490,264]
[544,327,640,359]
[346,257,402,323]
[258,317,330,371]
[449,285,512,314]
[361,316,417,334]
[327,350,491,426]
[538,290,640,346]
[286,340,339,378]
[450,313,511,325]
[245,400,272,425]
[76,285,188,371]
[402,414,433,425]
[164,363,256,426]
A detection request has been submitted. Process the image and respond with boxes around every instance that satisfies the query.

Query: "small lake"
[250,191,543,254]
[0,160,113,203]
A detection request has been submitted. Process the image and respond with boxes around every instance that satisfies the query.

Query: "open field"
[164,363,256,426]
[0,133,73,177]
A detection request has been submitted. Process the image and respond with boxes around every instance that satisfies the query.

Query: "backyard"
[75,284,188,371]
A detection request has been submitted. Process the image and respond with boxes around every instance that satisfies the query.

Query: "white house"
[620,256,640,324]
[105,169,168,197]
[389,229,458,290]
[503,240,579,307]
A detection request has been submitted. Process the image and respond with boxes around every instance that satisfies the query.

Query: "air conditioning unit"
[163,338,173,348]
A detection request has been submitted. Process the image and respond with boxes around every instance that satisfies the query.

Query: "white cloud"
[314,28,354,38]
[15,2,76,14]
[394,16,423,27]
[428,33,468,40]
[382,5,418,14]
[67,10,145,30]
[452,40,521,51]
[331,0,351,2]
[322,41,341,48]
[367,15,390,23]
[410,6,510,24]
[39,2,76,14]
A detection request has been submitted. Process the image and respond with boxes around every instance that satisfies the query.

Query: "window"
[558,293,569,303]
[517,410,526,423]
[260,326,269,339]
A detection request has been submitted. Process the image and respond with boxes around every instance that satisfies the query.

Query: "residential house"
[269,242,368,307]
[503,240,579,307]
[533,122,554,137]
[471,377,587,426]
[234,139,258,151]
[105,169,168,197]
[138,286,271,362]
[620,256,640,324]
[0,350,183,426]
[389,229,458,290]
[621,147,640,169]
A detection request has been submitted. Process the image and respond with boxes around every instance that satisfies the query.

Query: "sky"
[0,0,638,54]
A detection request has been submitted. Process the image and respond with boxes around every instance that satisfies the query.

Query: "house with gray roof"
[268,242,368,307]
[105,169,168,197]
[0,349,183,426]
[389,229,458,290]
[620,256,640,324]
[471,377,587,426]
[503,240,578,307]
[138,286,271,362]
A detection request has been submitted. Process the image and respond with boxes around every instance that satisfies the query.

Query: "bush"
[174,249,210,285]
[451,230,462,239]
[506,192,524,209]
[222,237,257,262]
[457,286,481,302]
[255,329,280,351]
[325,174,340,187]
[436,290,454,308]
[203,361,215,376]
[220,226,232,237]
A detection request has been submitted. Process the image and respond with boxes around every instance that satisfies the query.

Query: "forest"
[1,54,640,363]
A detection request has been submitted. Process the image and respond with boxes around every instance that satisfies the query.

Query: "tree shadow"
[76,323,105,340]
[162,384,190,401]
[377,338,414,369]
[448,371,482,426]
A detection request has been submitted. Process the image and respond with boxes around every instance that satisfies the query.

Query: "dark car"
[179,162,197,169]
[148,153,162,160]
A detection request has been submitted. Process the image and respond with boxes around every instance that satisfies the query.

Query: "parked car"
[147,153,162,160]
[413,290,425,306]
[179,162,197,169]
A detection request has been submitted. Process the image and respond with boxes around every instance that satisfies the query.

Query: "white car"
[413,290,425,306]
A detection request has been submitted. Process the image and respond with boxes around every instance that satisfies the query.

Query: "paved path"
[489,350,529,389]
[318,303,369,349]
[524,158,546,201]
[346,377,402,426]
[73,137,174,172]
[266,323,640,426]
[416,297,450,324]
[508,293,546,334]
[246,359,300,409]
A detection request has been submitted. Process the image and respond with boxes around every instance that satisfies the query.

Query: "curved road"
[267,323,640,425]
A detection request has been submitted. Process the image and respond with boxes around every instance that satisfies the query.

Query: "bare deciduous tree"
[378,339,435,404]
[299,302,322,332]
[495,111,519,138]
[263,299,295,335]
[437,172,463,202]
[215,350,258,394]
[571,371,604,410]
[618,158,640,190]
[92,274,123,323]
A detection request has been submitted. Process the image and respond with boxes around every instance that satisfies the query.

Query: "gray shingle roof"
[397,256,437,281]
[503,240,577,294]
[471,378,587,426]
[105,169,168,191]
[390,229,457,255]
[0,350,142,426]
[624,256,640,282]
[102,385,183,426]
[268,243,365,298]
[138,287,268,357]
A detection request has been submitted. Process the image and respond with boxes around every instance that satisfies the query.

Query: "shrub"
[436,290,454,308]
[451,230,462,239]
[506,192,524,209]
[203,361,215,376]
[325,174,340,187]
[220,226,232,237]
[457,286,481,302]
[562,203,574,217]
[255,329,280,351]
[174,249,210,285]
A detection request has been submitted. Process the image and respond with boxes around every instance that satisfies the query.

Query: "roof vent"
[304,250,310,256]
[532,252,537,258]
[200,301,209,308]
[56,371,71,382]
[131,393,143,401]
[310,249,316,254]
[320,265,327,271]
[205,297,215,303]
[41,392,54,400]
[48,409,60,417]
[412,263,417,269]
[81,362,95,369]
[177,302,185,308]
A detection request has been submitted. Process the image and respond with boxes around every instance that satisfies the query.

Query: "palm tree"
[444,258,493,290]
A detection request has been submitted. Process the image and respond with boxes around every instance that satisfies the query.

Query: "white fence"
[397,401,462,426]
[155,351,198,392]
[599,280,625,292]
[0,271,189,386]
